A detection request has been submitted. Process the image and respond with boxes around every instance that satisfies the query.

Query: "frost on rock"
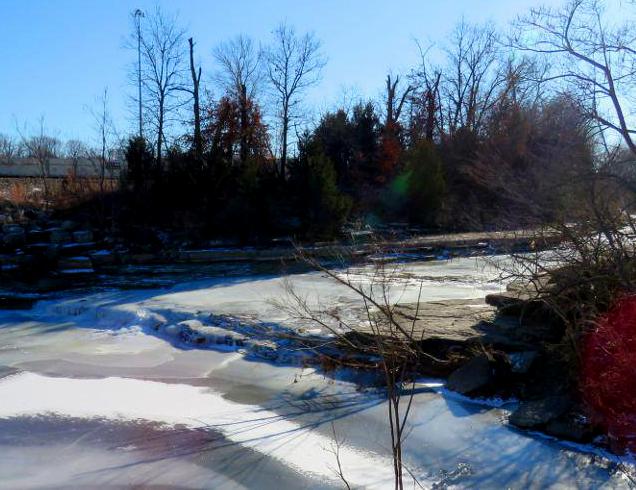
[154,319,247,349]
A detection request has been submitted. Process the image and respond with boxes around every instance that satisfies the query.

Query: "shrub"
[385,140,445,226]
[582,294,636,453]
[290,152,351,238]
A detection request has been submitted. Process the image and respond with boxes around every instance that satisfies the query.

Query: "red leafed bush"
[581,295,636,453]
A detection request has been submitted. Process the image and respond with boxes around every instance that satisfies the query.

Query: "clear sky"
[0,0,564,145]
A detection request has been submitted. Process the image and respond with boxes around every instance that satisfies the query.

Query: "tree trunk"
[157,96,164,176]
[281,105,289,180]
[188,38,203,164]
[386,75,396,128]
[239,83,248,165]
[425,73,441,142]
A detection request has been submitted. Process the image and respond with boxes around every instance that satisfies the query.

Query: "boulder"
[507,351,538,374]
[26,243,59,259]
[72,230,94,243]
[58,242,97,256]
[0,254,21,271]
[26,229,48,243]
[545,414,592,442]
[509,395,573,428]
[90,250,116,266]
[447,355,494,395]
[60,220,77,231]
[247,340,279,361]
[485,293,529,316]
[2,231,26,248]
[49,229,72,244]
[130,253,159,264]
[2,224,24,234]
[57,256,94,274]
[0,295,37,310]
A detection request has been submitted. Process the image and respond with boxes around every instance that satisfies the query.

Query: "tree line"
[2,0,634,244]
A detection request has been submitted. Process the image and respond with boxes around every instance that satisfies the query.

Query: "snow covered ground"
[0,256,633,488]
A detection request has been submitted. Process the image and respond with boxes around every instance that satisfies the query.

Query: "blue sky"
[0,0,563,144]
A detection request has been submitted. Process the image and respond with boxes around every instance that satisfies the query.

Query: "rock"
[0,254,21,272]
[545,414,592,442]
[58,242,97,256]
[485,293,528,315]
[509,395,573,428]
[486,289,555,322]
[57,256,94,274]
[247,340,279,361]
[72,230,93,243]
[173,321,206,345]
[447,355,494,395]
[49,229,72,244]
[26,229,48,243]
[177,249,225,262]
[2,224,24,234]
[507,351,538,374]
[60,220,77,231]
[0,295,37,310]
[385,299,497,343]
[2,231,26,248]
[156,320,248,349]
[485,293,515,308]
[130,253,159,264]
[90,250,116,267]
[58,255,92,267]
[26,243,59,259]
[34,277,68,292]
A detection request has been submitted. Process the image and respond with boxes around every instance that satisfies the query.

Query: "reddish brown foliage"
[582,295,636,453]
[204,95,270,163]
[377,122,401,183]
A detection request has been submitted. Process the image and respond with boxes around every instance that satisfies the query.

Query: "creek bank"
[395,285,602,449]
[0,207,558,294]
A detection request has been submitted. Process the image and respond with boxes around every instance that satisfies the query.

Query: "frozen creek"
[0,255,632,489]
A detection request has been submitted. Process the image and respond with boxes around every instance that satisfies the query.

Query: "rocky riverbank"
[321,282,598,448]
[0,202,560,296]
[401,287,595,447]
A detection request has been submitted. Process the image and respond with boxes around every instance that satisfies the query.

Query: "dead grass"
[0,176,119,209]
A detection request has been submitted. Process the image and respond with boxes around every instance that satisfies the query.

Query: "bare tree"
[214,34,262,100]
[512,0,636,156]
[133,9,145,138]
[264,23,326,178]
[410,42,444,142]
[0,134,20,163]
[214,35,262,165]
[64,139,89,177]
[138,7,187,172]
[89,88,116,196]
[441,20,505,135]
[384,74,413,130]
[16,117,61,198]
